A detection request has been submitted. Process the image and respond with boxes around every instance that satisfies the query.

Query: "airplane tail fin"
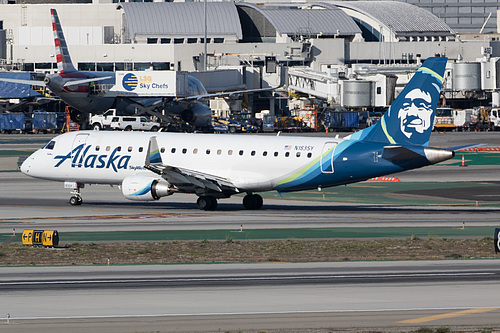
[51,8,77,73]
[349,57,447,147]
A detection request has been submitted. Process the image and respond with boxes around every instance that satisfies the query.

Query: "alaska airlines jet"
[21,57,457,210]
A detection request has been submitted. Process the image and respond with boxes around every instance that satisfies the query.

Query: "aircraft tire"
[243,194,263,210]
[69,196,82,206]
[197,196,217,211]
[92,123,101,131]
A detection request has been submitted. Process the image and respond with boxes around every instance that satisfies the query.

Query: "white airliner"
[21,57,460,210]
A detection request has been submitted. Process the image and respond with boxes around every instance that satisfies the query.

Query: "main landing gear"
[195,193,263,211]
[243,193,263,210]
[196,196,218,211]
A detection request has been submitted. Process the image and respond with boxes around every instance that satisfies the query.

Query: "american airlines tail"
[51,8,77,74]
[349,57,447,147]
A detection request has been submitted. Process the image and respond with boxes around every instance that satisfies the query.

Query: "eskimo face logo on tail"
[54,144,131,172]
[122,73,138,91]
[399,88,433,138]
[384,65,444,145]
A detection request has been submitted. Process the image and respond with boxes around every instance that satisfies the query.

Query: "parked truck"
[433,108,472,132]
[89,109,117,130]
[489,108,500,130]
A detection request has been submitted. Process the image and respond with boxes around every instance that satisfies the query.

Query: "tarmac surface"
[1,131,500,332]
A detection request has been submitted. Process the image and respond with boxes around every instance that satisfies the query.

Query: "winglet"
[51,8,77,73]
[146,136,162,166]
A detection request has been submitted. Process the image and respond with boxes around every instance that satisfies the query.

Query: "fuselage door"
[320,142,336,173]
[71,133,89,167]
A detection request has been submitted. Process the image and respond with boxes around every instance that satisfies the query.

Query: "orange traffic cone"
[460,154,466,167]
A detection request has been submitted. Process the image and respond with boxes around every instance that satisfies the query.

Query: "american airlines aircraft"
[1,9,269,128]
[21,57,458,210]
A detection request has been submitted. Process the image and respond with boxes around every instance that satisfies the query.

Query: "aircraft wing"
[175,87,275,102]
[145,136,239,194]
[0,78,46,87]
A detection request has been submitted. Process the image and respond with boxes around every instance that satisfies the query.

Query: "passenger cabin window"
[217,149,222,155]
[171,148,176,153]
[239,150,244,156]
[206,149,211,155]
[193,148,198,154]
[117,146,121,152]
[274,152,279,157]
[285,152,290,157]
[106,146,111,151]
[228,150,233,155]
[182,148,187,154]
[161,148,165,153]
[263,151,268,156]
[139,147,144,152]
[128,146,133,152]
[307,152,312,158]
[96,146,100,151]
[296,152,301,157]
[251,151,256,156]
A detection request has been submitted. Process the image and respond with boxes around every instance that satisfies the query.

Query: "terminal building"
[1,0,500,116]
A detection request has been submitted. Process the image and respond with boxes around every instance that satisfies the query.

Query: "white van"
[109,116,160,131]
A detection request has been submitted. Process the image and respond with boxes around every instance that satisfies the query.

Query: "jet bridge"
[288,68,340,103]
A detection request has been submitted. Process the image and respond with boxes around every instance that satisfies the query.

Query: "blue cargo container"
[323,111,359,130]
[32,111,58,131]
[0,113,25,131]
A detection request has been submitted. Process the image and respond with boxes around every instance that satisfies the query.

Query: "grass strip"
[0,227,494,244]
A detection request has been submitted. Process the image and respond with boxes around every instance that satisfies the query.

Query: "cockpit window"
[44,141,56,150]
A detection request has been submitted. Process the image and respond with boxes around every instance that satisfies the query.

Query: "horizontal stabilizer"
[445,144,483,152]
[0,78,46,87]
[382,146,422,161]
[63,76,113,87]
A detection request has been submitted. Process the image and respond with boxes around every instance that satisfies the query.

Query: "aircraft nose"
[20,157,32,175]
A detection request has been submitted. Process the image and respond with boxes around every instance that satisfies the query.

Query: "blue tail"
[350,57,447,147]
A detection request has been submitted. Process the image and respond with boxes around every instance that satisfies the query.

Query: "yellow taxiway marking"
[398,308,499,324]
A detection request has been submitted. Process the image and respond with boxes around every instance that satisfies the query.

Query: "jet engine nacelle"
[121,175,173,201]
[181,104,212,127]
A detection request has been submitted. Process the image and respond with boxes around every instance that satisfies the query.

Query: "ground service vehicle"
[110,116,161,131]
[90,109,117,130]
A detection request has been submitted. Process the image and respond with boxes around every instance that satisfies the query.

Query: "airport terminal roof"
[117,2,243,39]
[316,1,454,38]
[237,3,361,37]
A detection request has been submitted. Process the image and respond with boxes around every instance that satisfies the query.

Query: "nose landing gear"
[66,182,84,206]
